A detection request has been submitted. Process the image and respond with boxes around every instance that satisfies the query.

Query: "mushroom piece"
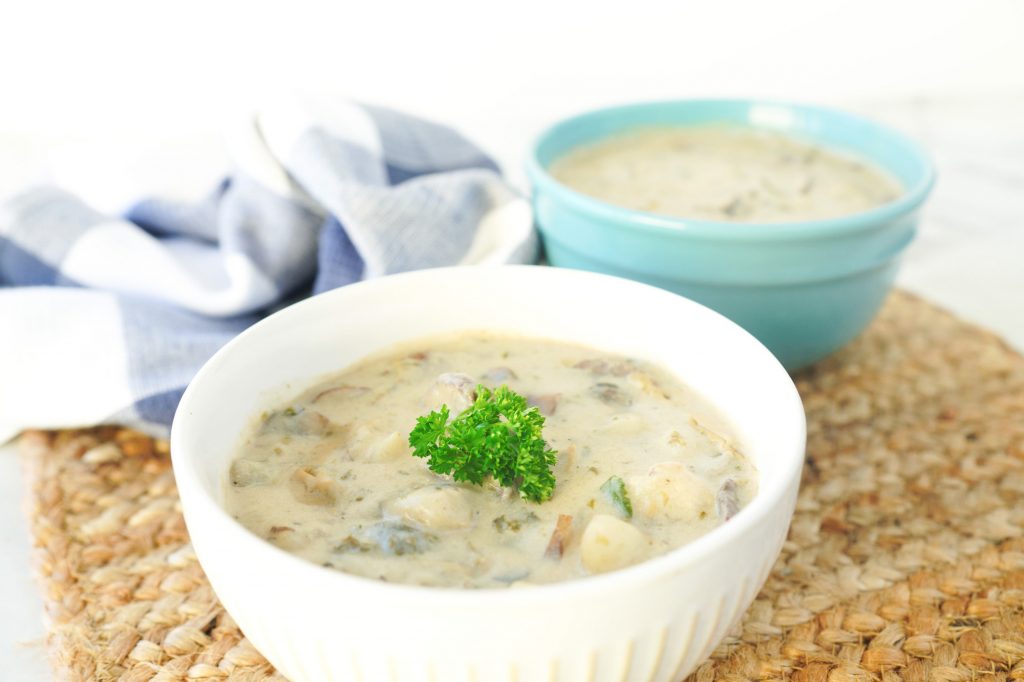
[527,393,560,416]
[544,514,574,559]
[424,372,477,414]
[716,479,740,521]
[312,384,370,403]
[589,382,632,407]
[261,407,334,436]
[580,514,650,574]
[573,358,637,377]
[555,443,578,476]
[267,525,308,551]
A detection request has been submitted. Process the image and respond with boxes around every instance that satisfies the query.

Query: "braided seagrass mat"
[18,290,1024,682]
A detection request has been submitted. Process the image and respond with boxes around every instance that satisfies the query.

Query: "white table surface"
[1,96,1022,680]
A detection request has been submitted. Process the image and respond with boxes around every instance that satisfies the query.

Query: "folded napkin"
[0,98,537,442]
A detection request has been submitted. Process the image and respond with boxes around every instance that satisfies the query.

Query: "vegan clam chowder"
[549,124,903,223]
[226,333,757,588]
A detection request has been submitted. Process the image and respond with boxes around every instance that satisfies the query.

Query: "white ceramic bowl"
[171,265,805,682]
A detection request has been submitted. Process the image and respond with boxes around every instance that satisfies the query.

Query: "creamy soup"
[225,333,756,588]
[549,125,902,223]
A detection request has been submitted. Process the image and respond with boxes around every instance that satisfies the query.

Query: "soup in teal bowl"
[527,99,936,370]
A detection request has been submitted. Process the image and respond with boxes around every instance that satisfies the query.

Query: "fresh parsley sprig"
[408,385,558,503]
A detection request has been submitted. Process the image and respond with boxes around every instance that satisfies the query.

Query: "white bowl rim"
[171,264,806,605]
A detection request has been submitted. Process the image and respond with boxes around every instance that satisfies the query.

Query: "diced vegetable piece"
[492,511,539,533]
[368,431,410,461]
[627,462,714,521]
[600,475,633,518]
[361,522,437,556]
[390,486,473,530]
[580,514,650,574]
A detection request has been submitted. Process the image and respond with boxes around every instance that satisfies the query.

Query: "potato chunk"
[368,431,409,461]
[390,486,474,530]
[346,425,411,462]
[580,514,650,574]
[627,462,714,522]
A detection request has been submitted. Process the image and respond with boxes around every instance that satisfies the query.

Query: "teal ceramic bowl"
[527,100,936,370]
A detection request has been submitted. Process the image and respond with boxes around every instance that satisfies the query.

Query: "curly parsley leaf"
[408,384,558,503]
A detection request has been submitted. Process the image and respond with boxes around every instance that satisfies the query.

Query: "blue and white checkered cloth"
[0,98,537,442]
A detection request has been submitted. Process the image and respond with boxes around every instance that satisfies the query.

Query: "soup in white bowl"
[225,332,757,588]
[170,266,805,682]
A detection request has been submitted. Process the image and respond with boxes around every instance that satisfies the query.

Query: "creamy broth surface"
[225,333,757,588]
[549,125,903,222]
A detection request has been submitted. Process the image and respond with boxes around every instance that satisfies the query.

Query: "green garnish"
[601,475,632,518]
[408,384,558,503]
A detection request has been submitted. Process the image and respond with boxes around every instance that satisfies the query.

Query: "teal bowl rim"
[526,98,937,242]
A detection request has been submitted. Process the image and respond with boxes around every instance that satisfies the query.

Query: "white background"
[2,1,1023,679]
[2,0,1023,185]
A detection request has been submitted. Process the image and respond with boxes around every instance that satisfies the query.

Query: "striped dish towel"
[0,97,537,442]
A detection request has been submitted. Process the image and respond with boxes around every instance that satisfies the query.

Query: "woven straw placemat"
[19,291,1024,682]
